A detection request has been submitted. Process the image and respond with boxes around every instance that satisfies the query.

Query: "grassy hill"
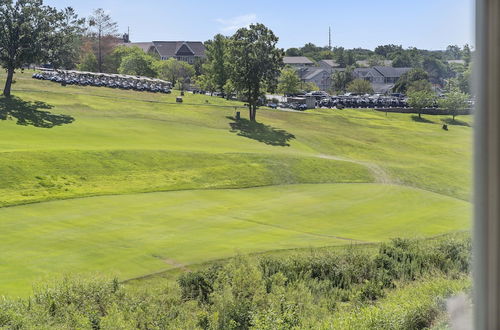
[0,72,472,296]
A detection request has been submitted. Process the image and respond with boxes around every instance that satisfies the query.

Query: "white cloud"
[215,14,257,33]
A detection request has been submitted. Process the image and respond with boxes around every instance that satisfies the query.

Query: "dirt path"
[316,154,394,184]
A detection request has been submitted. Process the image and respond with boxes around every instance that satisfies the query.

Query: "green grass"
[0,184,470,297]
[0,72,472,297]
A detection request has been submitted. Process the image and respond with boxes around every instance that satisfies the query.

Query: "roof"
[303,68,329,80]
[373,66,411,78]
[283,56,314,65]
[319,59,340,68]
[356,60,393,67]
[353,68,380,78]
[152,41,206,57]
[122,42,154,53]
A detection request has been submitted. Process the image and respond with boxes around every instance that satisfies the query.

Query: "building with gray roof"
[123,41,206,64]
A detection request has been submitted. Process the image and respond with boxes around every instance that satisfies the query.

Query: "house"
[302,68,332,91]
[319,59,340,70]
[124,41,206,64]
[283,56,314,67]
[353,66,411,93]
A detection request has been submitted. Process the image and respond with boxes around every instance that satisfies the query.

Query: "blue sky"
[44,0,474,50]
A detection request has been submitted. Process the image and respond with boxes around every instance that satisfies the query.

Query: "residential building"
[353,66,411,93]
[319,59,340,70]
[124,41,206,64]
[283,56,314,67]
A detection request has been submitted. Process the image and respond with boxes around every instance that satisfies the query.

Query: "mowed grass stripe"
[0,184,470,297]
[0,150,372,207]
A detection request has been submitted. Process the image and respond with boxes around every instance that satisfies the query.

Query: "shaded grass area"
[0,150,372,207]
[0,96,74,128]
[0,184,470,297]
[227,116,296,146]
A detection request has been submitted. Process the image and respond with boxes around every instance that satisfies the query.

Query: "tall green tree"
[438,90,469,120]
[77,52,98,72]
[407,90,436,119]
[87,8,118,73]
[47,7,85,69]
[0,0,70,97]
[277,67,300,95]
[227,23,284,121]
[331,67,353,93]
[204,34,229,92]
[118,52,157,77]
[393,68,430,94]
[104,45,144,73]
[155,58,195,88]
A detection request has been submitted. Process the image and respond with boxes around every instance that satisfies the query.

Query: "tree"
[302,81,319,92]
[347,79,373,94]
[407,90,436,118]
[368,55,385,67]
[422,57,449,85]
[374,44,403,58]
[331,67,353,93]
[87,8,118,73]
[445,45,462,60]
[392,53,412,67]
[227,23,284,121]
[393,68,429,94]
[438,90,469,120]
[104,45,144,73]
[204,34,229,92]
[193,74,216,94]
[118,52,157,77]
[77,52,98,72]
[277,68,300,95]
[407,79,433,93]
[0,0,69,97]
[46,7,85,69]
[156,58,195,88]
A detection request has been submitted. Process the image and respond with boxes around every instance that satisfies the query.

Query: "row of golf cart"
[32,70,172,94]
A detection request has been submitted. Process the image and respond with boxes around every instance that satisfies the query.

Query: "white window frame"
[474,0,500,328]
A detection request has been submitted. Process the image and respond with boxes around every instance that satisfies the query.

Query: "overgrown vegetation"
[0,234,471,329]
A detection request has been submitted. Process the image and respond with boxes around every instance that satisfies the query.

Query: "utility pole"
[329,26,332,50]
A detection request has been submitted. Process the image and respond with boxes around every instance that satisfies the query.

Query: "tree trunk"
[249,104,257,121]
[3,67,14,98]
[98,31,102,73]
[418,112,421,119]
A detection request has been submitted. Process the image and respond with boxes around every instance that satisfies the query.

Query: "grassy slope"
[0,73,472,296]
[0,184,470,296]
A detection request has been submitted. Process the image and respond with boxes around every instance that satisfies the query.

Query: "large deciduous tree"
[331,67,353,93]
[155,58,195,89]
[46,7,85,70]
[118,52,157,77]
[0,0,71,97]
[87,8,118,73]
[407,90,436,119]
[203,34,229,92]
[227,23,284,121]
[438,90,469,121]
[277,67,300,95]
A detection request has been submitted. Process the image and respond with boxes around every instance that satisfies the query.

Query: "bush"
[0,234,471,329]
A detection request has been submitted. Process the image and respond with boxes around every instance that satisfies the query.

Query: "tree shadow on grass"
[0,96,74,128]
[441,118,471,127]
[227,116,295,147]
[411,115,434,124]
